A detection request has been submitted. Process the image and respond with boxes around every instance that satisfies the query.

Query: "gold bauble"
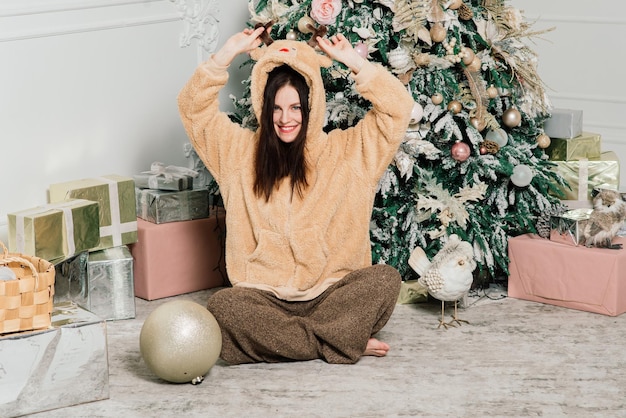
[448,0,464,10]
[431,93,444,105]
[470,117,486,131]
[466,56,482,72]
[430,23,446,43]
[286,30,297,40]
[487,85,498,99]
[537,133,551,149]
[297,16,315,34]
[502,108,522,128]
[140,300,222,384]
[447,100,462,114]
[462,48,475,65]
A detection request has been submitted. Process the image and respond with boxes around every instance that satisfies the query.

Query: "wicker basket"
[0,242,55,335]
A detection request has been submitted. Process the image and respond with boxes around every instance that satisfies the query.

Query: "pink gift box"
[508,234,626,316]
[130,212,227,300]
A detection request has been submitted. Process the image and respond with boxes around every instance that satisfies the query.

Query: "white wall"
[2,1,625,243]
[510,1,626,183]
[0,0,249,243]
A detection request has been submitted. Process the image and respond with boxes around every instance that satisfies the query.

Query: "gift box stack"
[6,174,138,322]
[508,109,626,317]
[131,162,227,300]
[544,108,619,208]
[2,173,140,415]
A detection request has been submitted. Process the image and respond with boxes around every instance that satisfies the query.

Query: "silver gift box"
[87,245,136,321]
[0,302,109,417]
[549,208,592,246]
[133,173,193,191]
[543,108,583,139]
[135,187,210,224]
[53,251,90,309]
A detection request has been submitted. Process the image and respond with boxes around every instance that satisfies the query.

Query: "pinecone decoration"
[535,204,568,238]
[458,4,474,21]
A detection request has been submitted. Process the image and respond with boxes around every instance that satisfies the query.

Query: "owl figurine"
[583,189,626,249]
[408,234,476,329]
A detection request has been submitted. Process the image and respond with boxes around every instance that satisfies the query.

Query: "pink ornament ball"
[354,42,368,59]
[451,142,471,162]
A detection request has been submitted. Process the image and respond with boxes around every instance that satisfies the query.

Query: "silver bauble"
[485,128,508,147]
[510,164,533,187]
[140,300,222,384]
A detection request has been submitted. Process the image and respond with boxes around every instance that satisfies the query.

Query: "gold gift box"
[549,208,591,246]
[49,174,137,251]
[550,151,619,201]
[545,131,601,162]
[7,199,100,261]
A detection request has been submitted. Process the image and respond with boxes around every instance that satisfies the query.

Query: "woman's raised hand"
[213,26,267,67]
[316,33,366,74]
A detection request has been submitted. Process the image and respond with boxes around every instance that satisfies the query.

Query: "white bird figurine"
[408,234,476,329]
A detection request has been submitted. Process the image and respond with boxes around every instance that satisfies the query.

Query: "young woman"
[178,26,414,364]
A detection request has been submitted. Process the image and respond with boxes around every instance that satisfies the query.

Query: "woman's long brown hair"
[255,65,310,201]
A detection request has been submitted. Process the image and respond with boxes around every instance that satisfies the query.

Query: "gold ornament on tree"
[470,117,486,132]
[537,133,551,149]
[462,47,475,65]
[430,22,446,43]
[502,108,522,128]
[431,93,444,105]
[447,100,462,114]
[486,85,498,99]
[429,0,446,43]
[297,16,315,34]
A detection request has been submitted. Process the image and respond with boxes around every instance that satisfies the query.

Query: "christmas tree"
[228,0,566,286]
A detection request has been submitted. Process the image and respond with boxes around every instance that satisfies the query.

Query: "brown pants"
[206,264,401,365]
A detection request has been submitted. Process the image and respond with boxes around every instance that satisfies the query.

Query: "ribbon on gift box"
[96,177,137,248]
[577,158,589,202]
[142,162,198,189]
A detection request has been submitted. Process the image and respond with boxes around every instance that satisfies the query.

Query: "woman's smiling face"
[273,85,302,143]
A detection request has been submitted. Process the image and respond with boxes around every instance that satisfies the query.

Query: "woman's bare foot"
[363,337,390,357]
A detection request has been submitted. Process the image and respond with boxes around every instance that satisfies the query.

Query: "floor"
[26,287,626,418]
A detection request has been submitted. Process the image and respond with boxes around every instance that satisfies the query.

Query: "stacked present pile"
[7,174,138,322]
[544,108,619,207]
[1,154,226,416]
[507,109,626,317]
[2,174,137,416]
[131,162,227,301]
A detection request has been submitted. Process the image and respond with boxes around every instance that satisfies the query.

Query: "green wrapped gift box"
[545,131,602,162]
[49,175,137,251]
[549,151,619,202]
[7,199,100,261]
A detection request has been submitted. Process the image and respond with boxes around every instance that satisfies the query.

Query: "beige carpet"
[27,288,626,418]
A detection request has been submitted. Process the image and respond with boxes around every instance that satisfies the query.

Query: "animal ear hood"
[250,40,332,134]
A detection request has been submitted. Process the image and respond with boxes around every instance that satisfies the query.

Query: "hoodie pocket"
[245,227,330,290]
[246,230,294,285]
[291,227,329,290]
